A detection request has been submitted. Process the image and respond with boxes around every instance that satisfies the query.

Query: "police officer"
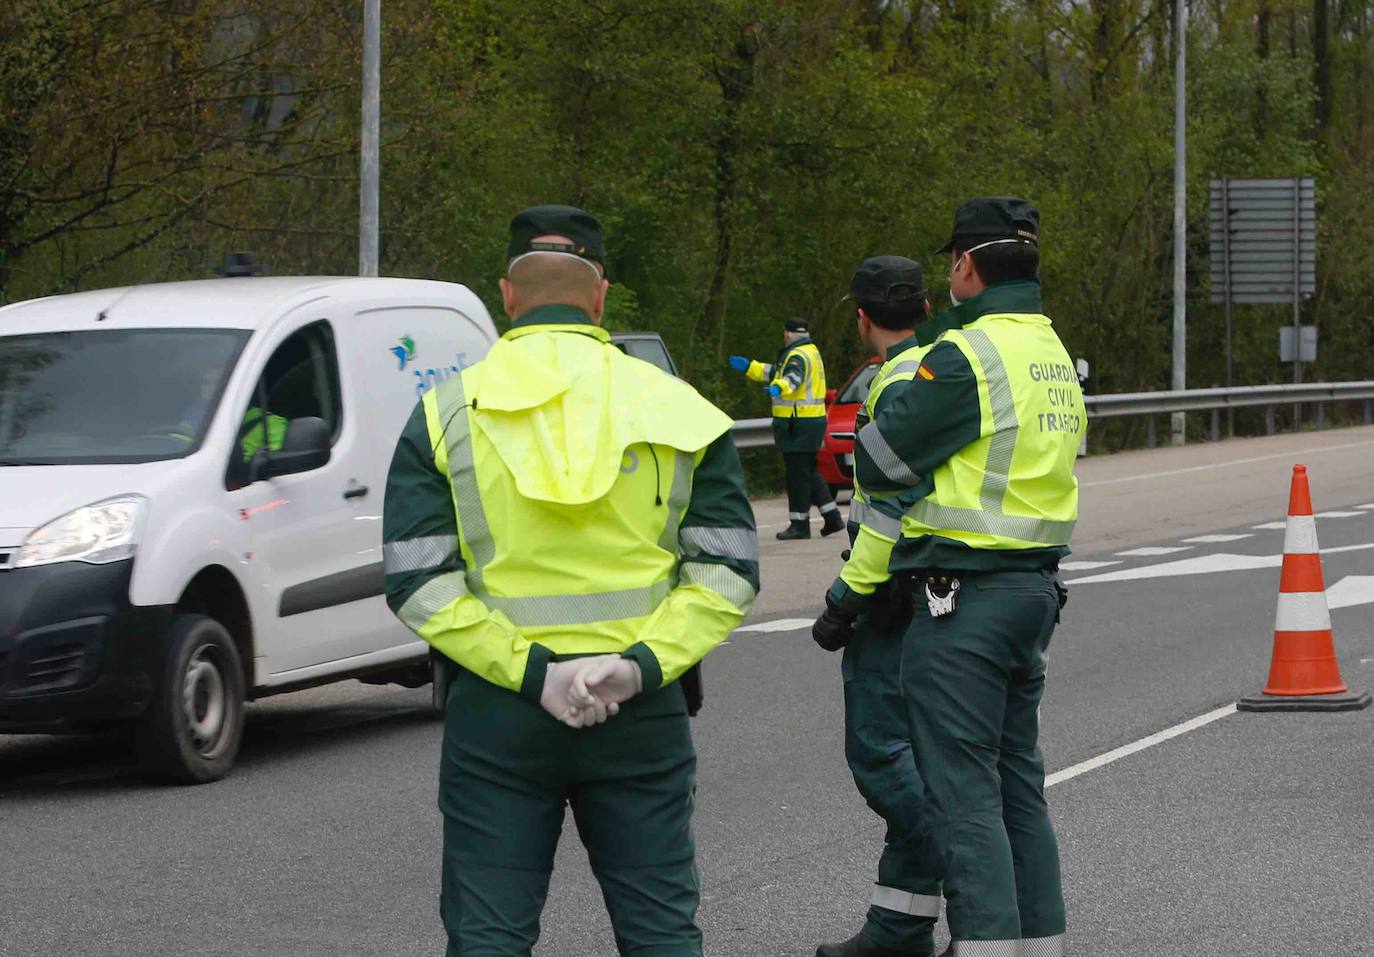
[811,257,955,957]
[729,318,844,540]
[383,205,759,957]
[853,198,1081,956]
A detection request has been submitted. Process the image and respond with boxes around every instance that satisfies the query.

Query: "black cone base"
[1238,689,1372,712]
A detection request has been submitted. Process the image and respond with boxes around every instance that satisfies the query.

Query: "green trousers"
[842,609,942,955]
[899,569,1067,954]
[439,667,701,957]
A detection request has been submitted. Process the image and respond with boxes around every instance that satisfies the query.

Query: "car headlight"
[12,495,147,569]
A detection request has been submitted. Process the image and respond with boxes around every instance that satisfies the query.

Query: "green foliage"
[2,0,1372,451]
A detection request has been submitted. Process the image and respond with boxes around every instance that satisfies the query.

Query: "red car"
[818,357,882,496]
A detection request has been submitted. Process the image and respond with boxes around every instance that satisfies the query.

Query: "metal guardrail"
[729,381,1374,449]
[1084,381,1374,417]
[730,418,776,450]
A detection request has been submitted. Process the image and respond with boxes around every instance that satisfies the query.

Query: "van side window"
[226,321,342,490]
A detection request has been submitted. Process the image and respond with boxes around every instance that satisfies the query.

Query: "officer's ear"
[499,276,517,320]
[588,277,610,325]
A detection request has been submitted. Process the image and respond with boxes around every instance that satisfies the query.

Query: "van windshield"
[0,328,250,465]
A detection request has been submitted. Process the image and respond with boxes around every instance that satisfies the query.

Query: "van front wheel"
[136,615,245,784]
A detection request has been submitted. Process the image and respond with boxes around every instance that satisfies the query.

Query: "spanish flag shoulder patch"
[917,363,936,381]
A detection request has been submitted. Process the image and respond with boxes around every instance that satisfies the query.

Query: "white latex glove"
[540,661,590,728]
[570,654,643,711]
[541,660,615,728]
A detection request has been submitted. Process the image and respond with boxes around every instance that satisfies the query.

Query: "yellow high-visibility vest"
[901,313,1081,550]
[747,342,827,419]
[399,322,754,691]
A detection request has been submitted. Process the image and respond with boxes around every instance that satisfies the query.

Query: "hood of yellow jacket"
[469,325,732,505]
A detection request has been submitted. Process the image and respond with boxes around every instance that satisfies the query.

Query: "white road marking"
[1181,533,1253,544]
[1046,704,1237,788]
[1059,560,1122,572]
[1066,540,1374,585]
[1077,438,1374,488]
[1115,546,1192,557]
[1316,510,1367,518]
[1326,576,1374,611]
[1252,521,1289,530]
[1358,504,1374,510]
[735,618,813,634]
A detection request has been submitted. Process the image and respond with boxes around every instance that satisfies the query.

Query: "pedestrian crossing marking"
[1065,540,1374,585]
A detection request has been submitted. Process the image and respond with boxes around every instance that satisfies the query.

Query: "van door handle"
[343,482,369,500]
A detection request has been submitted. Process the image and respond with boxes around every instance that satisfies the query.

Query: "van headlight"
[13,495,147,569]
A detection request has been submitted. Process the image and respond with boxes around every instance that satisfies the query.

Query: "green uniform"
[826,312,961,955]
[383,305,759,956]
[855,279,1081,957]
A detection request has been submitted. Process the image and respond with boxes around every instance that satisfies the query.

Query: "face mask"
[948,238,1028,305]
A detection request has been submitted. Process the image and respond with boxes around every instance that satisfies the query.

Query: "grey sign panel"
[1279,325,1317,363]
[1208,177,1316,303]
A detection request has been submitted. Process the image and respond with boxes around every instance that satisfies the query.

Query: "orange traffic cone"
[1239,464,1371,712]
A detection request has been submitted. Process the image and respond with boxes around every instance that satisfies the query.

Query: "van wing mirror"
[254,416,331,480]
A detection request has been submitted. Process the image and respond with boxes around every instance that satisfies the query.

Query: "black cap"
[507,204,606,265]
[843,256,926,305]
[936,197,1040,254]
[784,317,809,333]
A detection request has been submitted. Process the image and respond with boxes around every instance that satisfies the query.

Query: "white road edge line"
[1079,438,1374,488]
[1046,704,1237,788]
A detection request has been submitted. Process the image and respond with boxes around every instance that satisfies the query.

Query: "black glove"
[812,605,856,652]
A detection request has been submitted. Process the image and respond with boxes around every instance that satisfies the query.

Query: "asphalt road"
[3,426,1373,956]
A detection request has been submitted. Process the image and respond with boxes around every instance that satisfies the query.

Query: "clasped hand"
[540,656,643,728]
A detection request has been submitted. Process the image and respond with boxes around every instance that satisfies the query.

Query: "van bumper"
[0,560,174,732]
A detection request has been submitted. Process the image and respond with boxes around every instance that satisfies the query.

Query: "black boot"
[776,520,811,540]
[815,932,929,957]
[820,508,845,537]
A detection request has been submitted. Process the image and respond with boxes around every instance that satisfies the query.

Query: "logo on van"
[390,336,417,370]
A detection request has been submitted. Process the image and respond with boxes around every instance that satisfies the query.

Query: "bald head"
[499,234,608,322]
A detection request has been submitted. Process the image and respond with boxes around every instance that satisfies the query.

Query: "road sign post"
[1209,176,1316,427]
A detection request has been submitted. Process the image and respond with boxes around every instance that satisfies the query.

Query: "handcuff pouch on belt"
[922,571,961,618]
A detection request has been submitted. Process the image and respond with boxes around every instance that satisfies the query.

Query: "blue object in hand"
[768,383,783,400]
[728,355,750,372]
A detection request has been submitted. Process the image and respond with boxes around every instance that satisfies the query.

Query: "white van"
[0,276,497,782]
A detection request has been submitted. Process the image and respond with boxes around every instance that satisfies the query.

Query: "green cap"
[937,197,1040,254]
[842,255,927,305]
[507,204,606,265]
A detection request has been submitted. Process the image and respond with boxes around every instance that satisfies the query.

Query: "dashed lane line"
[1059,560,1122,572]
[1046,704,1238,788]
[735,618,815,634]
[1115,546,1192,557]
[1181,533,1253,544]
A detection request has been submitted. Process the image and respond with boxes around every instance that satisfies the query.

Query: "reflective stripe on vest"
[905,327,1077,546]
[848,499,903,540]
[433,374,694,628]
[384,534,459,575]
[854,345,928,489]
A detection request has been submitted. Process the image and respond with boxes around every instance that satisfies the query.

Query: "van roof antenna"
[95,284,139,322]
